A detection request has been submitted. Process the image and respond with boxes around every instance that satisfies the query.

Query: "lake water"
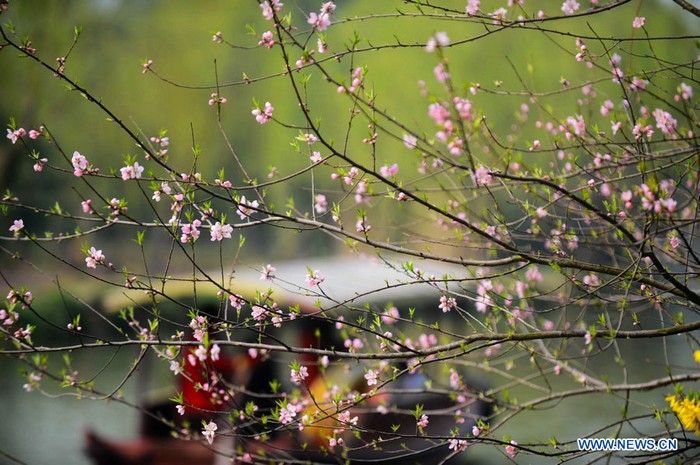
[0,350,140,465]
[0,314,695,465]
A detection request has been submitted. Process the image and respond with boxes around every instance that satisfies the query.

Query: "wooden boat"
[85,430,216,465]
[85,256,492,464]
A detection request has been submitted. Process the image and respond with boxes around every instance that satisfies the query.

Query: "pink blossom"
[176,405,185,415]
[304,133,318,144]
[611,120,622,135]
[257,31,275,49]
[119,162,144,180]
[142,59,153,74]
[28,129,41,139]
[454,97,473,120]
[210,344,221,362]
[425,32,449,52]
[279,402,297,424]
[109,197,125,217]
[630,77,648,92]
[251,305,269,323]
[379,163,399,177]
[260,0,283,20]
[81,200,92,214]
[208,93,227,106]
[632,123,654,140]
[433,63,450,83]
[652,108,677,135]
[85,246,105,269]
[566,114,586,137]
[472,425,482,436]
[290,366,309,385]
[210,222,233,241]
[228,294,244,310]
[314,194,327,214]
[23,373,42,392]
[11,325,31,338]
[169,360,182,375]
[632,16,645,28]
[328,437,343,448]
[474,165,492,186]
[33,157,48,172]
[337,410,358,426]
[417,414,429,428]
[669,236,680,249]
[212,31,223,43]
[356,218,371,233]
[343,167,359,185]
[439,296,457,313]
[194,344,208,362]
[611,66,624,83]
[505,440,518,458]
[382,306,399,324]
[260,264,276,281]
[71,151,89,176]
[344,337,363,350]
[308,12,331,31]
[202,421,217,445]
[309,3,335,31]
[364,369,378,386]
[252,101,274,124]
[525,266,543,283]
[448,369,462,390]
[448,439,469,452]
[428,102,450,125]
[180,220,202,243]
[583,274,599,287]
[236,196,259,220]
[466,0,480,16]
[354,180,369,204]
[305,269,325,287]
[561,0,579,15]
[310,151,323,164]
[600,100,614,116]
[9,219,23,233]
[490,7,508,24]
[403,134,417,148]
[661,197,677,212]
[320,1,336,14]
[676,83,693,101]
[6,127,26,144]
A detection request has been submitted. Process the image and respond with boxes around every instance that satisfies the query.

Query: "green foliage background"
[1,0,697,265]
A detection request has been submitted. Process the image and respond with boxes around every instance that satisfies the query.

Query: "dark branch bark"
[673,0,700,17]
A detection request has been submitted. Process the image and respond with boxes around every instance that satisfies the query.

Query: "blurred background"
[1,1,699,463]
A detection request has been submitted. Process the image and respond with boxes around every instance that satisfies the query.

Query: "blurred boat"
[85,255,492,464]
[85,430,216,465]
